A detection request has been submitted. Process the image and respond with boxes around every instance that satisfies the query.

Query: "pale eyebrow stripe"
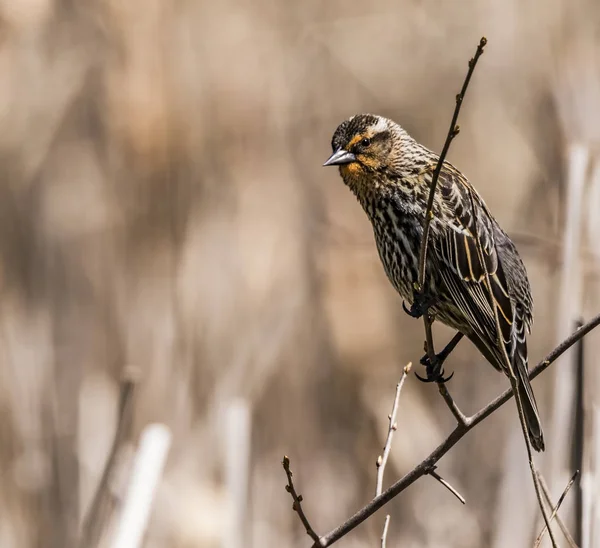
[371,117,387,133]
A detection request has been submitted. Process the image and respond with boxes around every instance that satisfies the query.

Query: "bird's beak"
[323,148,356,167]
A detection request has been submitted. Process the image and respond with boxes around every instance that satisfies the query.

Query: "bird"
[323,113,544,452]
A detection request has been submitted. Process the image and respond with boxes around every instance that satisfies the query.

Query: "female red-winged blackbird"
[324,114,544,451]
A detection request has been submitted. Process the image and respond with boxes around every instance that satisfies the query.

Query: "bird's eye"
[361,137,371,147]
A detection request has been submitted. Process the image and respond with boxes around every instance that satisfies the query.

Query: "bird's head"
[323,114,418,187]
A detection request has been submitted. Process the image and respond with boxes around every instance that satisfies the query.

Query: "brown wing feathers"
[434,166,515,369]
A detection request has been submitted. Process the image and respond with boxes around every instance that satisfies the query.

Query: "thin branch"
[416,34,485,428]
[468,315,600,424]
[282,456,322,545]
[380,515,390,548]
[412,30,480,528]
[429,384,468,504]
[534,469,579,547]
[437,383,469,427]
[376,363,411,548]
[510,375,558,547]
[374,364,466,545]
[537,471,580,548]
[376,363,412,496]
[79,369,139,548]
[416,36,487,292]
[427,466,466,505]
[307,313,600,547]
[573,318,585,546]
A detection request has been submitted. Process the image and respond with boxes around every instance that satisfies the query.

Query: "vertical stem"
[551,143,588,500]
[574,320,585,547]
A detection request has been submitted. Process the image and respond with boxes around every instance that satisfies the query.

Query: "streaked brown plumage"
[324,113,544,451]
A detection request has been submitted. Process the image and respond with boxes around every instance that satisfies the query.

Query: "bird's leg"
[416,332,464,383]
[402,289,437,319]
[420,332,464,369]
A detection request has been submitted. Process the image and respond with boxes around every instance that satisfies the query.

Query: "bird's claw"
[402,301,419,318]
[415,368,454,384]
[416,353,454,383]
[402,291,437,319]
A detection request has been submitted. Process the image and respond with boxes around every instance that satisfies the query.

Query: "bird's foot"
[416,353,454,383]
[415,332,463,383]
[402,290,437,319]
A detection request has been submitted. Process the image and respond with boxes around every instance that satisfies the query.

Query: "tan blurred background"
[1,0,600,547]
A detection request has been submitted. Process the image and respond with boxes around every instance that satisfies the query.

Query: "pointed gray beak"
[323,148,356,167]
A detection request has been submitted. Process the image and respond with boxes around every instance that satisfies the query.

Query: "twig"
[376,363,412,496]
[304,313,600,547]
[374,365,462,542]
[376,363,411,548]
[79,369,139,548]
[538,471,580,548]
[416,36,487,293]
[437,383,469,427]
[510,375,558,547]
[413,30,476,525]
[282,456,322,545]
[380,516,390,548]
[534,469,579,547]
[427,466,466,505]
[415,35,486,428]
[573,318,585,546]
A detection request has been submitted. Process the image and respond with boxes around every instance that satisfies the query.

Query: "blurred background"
[1,0,600,547]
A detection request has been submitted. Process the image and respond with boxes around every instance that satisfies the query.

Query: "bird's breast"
[368,199,424,301]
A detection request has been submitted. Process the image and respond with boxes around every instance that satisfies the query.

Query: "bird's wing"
[430,163,514,369]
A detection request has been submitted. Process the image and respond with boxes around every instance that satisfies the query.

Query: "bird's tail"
[514,349,545,452]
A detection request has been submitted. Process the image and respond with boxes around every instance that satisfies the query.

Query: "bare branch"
[376,363,412,496]
[307,313,600,547]
[536,470,580,548]
[426,466,466,505]
[375,363,411,548]
[282,456,322,545]
[469,314,600,423]
[437,383,469,427]
[414,33,485,410]
[380,515,390,548]
[416,36,487,293]
[508,375,558,546]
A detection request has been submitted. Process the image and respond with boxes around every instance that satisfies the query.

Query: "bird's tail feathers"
[514,349,545,452]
